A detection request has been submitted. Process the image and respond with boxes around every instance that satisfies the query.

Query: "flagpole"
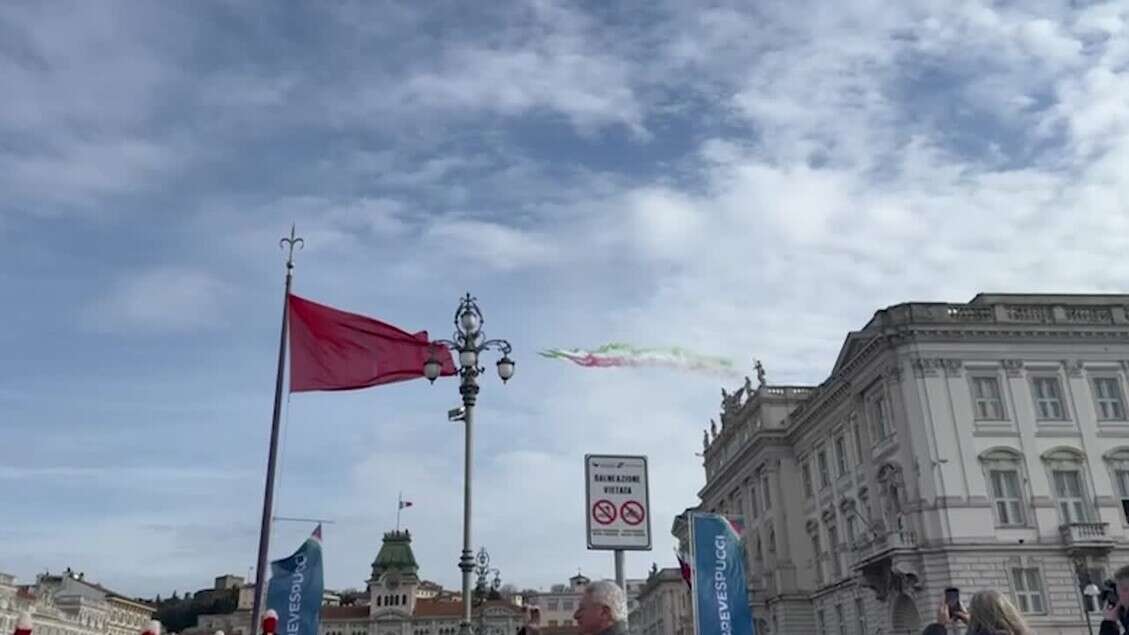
[396,492,402,532]
[251,225,304,635]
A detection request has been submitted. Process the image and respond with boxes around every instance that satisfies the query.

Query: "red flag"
[287,294,456,392]
[676,552,692,590]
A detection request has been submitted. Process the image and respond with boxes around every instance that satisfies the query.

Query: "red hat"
[14,611,33,635]
[262,610,279,635]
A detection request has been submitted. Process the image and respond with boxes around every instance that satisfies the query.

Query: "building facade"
[525,575,587,629]
[627,568,690,635]
[193,532,524,635]
[681,294,1129,634]
[0,570,155,635]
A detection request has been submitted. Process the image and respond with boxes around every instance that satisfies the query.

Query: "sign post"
[585,454,652,624]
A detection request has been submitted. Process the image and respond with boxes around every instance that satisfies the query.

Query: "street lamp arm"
[479,338,512,355]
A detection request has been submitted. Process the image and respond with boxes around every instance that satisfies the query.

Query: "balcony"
[1060,522,1114,550]
[850,529,917,569]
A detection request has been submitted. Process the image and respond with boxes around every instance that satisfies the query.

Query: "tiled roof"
[412,599,462,618]
[322,606,369,620]
[411,599,522,618]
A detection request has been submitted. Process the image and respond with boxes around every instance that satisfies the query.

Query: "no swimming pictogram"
[592,499,617,525]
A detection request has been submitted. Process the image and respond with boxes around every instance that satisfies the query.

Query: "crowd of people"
[516,568,1129,635]
[920,565,1129,635]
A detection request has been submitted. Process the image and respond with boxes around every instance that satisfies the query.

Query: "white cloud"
[85,268,234,335]
[424,217,561,271]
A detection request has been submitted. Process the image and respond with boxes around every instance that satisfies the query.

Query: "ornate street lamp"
[424,294,514,635]
[473,548,503,635]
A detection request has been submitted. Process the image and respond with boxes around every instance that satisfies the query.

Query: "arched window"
[980,447,1027,527]
[1043,447,1092,523]
[1105,447,1129,524]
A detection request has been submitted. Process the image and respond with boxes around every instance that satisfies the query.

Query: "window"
[834,435,848,476]
[836,604,846,635]
[855,598,866,635]
[817,609,826,634]
[562,600,574,611]
[1081,567,1106,612]
[548,621,558,627]
[731,488,745,521]
[851,415,864,462]
[1053,469,1088,523]
[767,526,776,553]
[827,523,842,578]
[810,531,824,585]
[1115,469,1129,524]
[1094,377,1126,420]
[749,484,759,519]
[817,449,831,488]
[802,463,814,498]
[761,472,771,510]
[1032,377,1066,419]
[846,516,857,545]
[989,469,1025,526]
[547,600,559,611]
[972,376,1005,419]
[869,393,892,441]
[754,536,763,562]
[1011,568,1045,613]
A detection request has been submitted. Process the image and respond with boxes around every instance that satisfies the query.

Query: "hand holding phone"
[944,588,963,621]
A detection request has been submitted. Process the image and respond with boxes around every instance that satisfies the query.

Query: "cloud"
[423,217,562,271]
[85,268,234,335]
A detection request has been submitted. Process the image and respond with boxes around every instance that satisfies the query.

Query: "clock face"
[386,573,400,589]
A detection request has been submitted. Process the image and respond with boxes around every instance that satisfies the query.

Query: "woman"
[923,590,1032,635]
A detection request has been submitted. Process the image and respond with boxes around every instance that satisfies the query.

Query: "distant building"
[526,574,642,631]
[525,574,587,628]
[627,568,689,635]
[0,569,154,635]
[193,531,523,635]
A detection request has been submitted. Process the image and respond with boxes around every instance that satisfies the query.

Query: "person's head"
[965,590,1030,635]
[573,580,626,634]
[1114,565,1129,606]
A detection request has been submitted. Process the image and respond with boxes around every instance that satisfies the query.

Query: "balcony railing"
[1060,522,1113,548]
[850,529,918,568]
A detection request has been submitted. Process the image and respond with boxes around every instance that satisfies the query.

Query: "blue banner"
[267,528,324,635]
[690,513,756,635]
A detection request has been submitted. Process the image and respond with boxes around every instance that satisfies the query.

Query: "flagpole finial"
[280,225,305,271]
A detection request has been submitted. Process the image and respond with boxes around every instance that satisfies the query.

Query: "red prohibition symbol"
[592,499,617,525]
[620,500,646,526]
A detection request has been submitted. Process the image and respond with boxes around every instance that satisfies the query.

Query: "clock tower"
[368,530,421,619]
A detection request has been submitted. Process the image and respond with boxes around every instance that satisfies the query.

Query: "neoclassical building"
[0,570,154,635]
[318,531,524,635]
[628,567,690,635]
[679,294,1129,634]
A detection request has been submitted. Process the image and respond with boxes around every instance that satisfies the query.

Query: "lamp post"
[473,547,503,635]
[424,294,514,635]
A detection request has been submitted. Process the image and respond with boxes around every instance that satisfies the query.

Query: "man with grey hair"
[573,580,627,635]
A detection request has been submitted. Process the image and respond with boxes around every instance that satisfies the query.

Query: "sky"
[3,0,1129,599]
